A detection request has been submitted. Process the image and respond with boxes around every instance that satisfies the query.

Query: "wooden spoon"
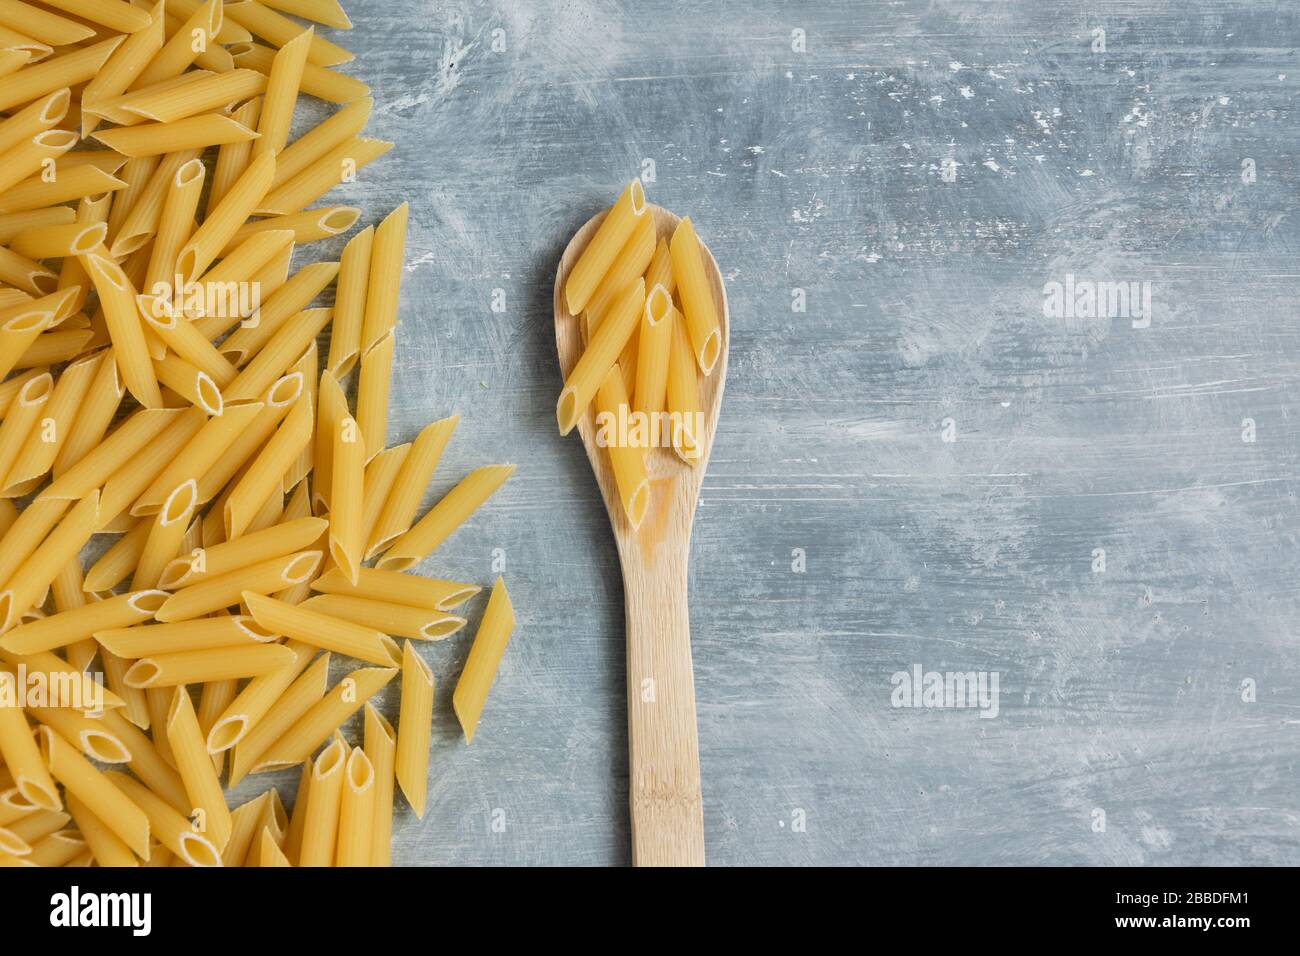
[554,203,728,867]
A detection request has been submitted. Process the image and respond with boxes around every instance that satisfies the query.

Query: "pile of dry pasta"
[557,180,721,530]
[0,0,516,867]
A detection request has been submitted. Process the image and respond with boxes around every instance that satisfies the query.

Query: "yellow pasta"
[0,165,127,216]
[329,413,365,580]
[298,736,345,866]
[363,703,395,865]
[230,39,369,103]
[106,772,221,867]
[155,549,321,622]
[80,254,161,408]
[633,283,674,415]
[272,98,372,191]
[96,615,274,660]
[360,443,411,536]
[327,223,372,375]
[65,792,138,867]
[39,0,152,34]
[165,687,232,851]
[254,136,392,215]
[224,205,360,256]
[130,480,198,590]
[93,113,259,158]
[0,372,51,491]
[0,671,61,810]
[4,352,99,493]
[335,746,373,866]
[260,0,352,29]
[210,96,262,209]
[225,395,313,539]
[367,414,457,557]
[159,515,326,590]
[0,36,123,113]
[214,260,338,360]
[665,309,702,463]
[564,180,647,314]
[595,366,649,530]
[175,151,276,284]
[0,207,76,245]
[556,278,645,434]
[222,306,332,402]
[27,707,129,764]
[669,216,723,374]
[0,590,165,657]
[132,401,265,515]
[243,592,400,667]
[377,464,516,572]
[395,641,433,818]
[584,213,659,336]
[124,643,298,688]
[79,0,165,136]
[310,566,479,611]
[225,649,328,784]
[7,220,105,260]
[97,407,208,527]
[252,665,396,772]
[206,640,316,754]
[0,491,99,630]
[0,87,69,155]
[356,328,394,463]
[252,25,312,159]
[132,0,222,88]
[301,594,465,641]
[452,578,516,744]
[38,727,148,859]
[360,202,408,352]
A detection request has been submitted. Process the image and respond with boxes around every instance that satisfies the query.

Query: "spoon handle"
[624,545,706,866]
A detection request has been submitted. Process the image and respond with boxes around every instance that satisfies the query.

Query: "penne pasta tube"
[272,98,371,189]
[224,395,312,539]
[327,223,372,375]
[311,369,346,510]
[168,0,248,43]
[596,365,649,529]
[363,703,395,866]
[301,594,466,641]
[311,567,479,611]
[95,709,188,813]
[0,647,125,714]
[0,165,127,216]
[155,549,321,622]
[225,650,328,786]
[0,129,78,196]
[99,648,150,730]
[1,809,68,844]
[0,491,100,630]
[356,331,393,462]
[219,791,268,866]
[97,407,208,528]
[165,687,232,851]
[197,679,237,778]
[27,829,86,867]
[132,401,264,514]
[297,736,344,866]
[65,792,138,867]
[360,202,408,352]
[93,114,260,159]
[223,0,353,66]
[328,413,364,581]
[38,727,149,859]
[365,415,457,556]
[584,212,657,336]
[225,205,359,257]
[7,220,105,260]
[252,24,312,159]
[0,590,166,656]
[0,36,124,113]
[281,760,311,864]
[176,152,276,285]
[0,207,76,245]
[0,88,69,156]
[209,96,262,210]
[0,47,28,78]
[0,244,57,296]
[0,497,68,590]
[452,578,516,744]
[78,0,165,136]
[376,464,515,572]
[211,260,337,358]
[190,229,295,316]
[335,746,373,866]
[12,329,93,371]
[231,39,369,103]
[395,641,433,818]
[4,352,99,493]
[153,353,225,415]
[132,0,223,88]
[360,443,410,537]
[82,520,146,587]
[39,0,152,34]
[81,254,161,408]
[52,345,125,477]
[27,708,130,764]
[106,772,221,866]
[43,407,183,501]
[130,480,198,590]
[159,515,326,590]
[96,615,276,660]
[243,592,400,666]
[223,306,332,402]
[282,342,319,492]
[124,643,298,688]
[194,379,300,502]
[142,158,206,286]
[564,180,646,314]
[0,671,61,810]
[669,216,723,373]
[207,639,315,754]
[254,136,392,216]
[258,826,291,865]
[252,665,396,772]
[556,278,645,434]
[0,373,52,490]
[260,0,351,30]
[665,309,702,462]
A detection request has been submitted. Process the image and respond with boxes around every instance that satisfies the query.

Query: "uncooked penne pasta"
[367,414,457,557]
[452,578,516,744]
[206,640,316,755]
[335,746,373,867]
[356,331,394,462]
[38,727,148,859]
[301,594,465,641]
[595,365,649,530]
[222,306,332,402]
[106,772,221,867]
[0,165,127,216]
[93,114,259,158]
[243,592,400,666]
[39,0,152,34]
[565,180,647,315]
[363,703,395,865]
[0,589,165,656]
[0,37,123,114]
[215,260,338,360]
[225,650,329,785]
[132,0,222,88]
[360,202,408,352]
[377,464,515,572]
[329,413,365,580]
[81,254,161,408]
[65,792,138,868]
[0,671,61,810]
[272,98,371,190]
[79,0,165,136]
[124,643,298,688]
[252,665,396,772]
[223,205,359,256]
[132,401,265,514]
[159,515,326,589]
[326,223,372,375]
[669,216,723,374]
[360,443,410,536]
[298,736,345,867]
[176,152,276,284]
[130,480,198,590]
[27,708,129,764]
[254,136,392,215]
[556,279,645,435]
[154,549,321,622]
[7,220,105,260]
[165,688,232,851]
[4,352,99,492]
[224,396,313,539]
[310,567,480,611]
[252,25,312,159]
[584,212,656,335]
[230,39,369,103]
[665,309,703,462]
[0,88,69,156]
[395,641,433,818]
[0,491,100,630]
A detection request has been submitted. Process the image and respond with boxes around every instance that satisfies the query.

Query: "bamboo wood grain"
[555,203,728,867]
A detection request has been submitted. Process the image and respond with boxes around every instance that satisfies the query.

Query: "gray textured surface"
[245,0,1299,865]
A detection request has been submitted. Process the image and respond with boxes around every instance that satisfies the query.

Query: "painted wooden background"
[235,0,1300,865]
